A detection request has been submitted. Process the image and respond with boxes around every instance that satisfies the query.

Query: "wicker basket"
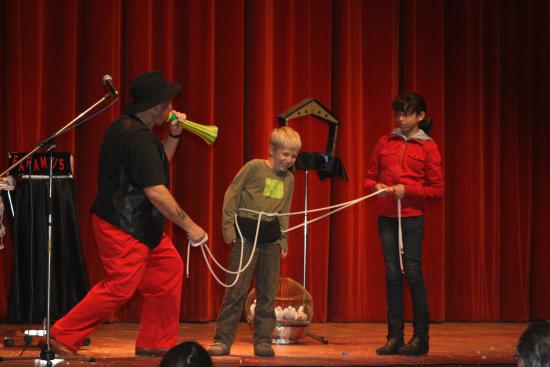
[245,277,313,344]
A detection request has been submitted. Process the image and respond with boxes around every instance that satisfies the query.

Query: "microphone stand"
[39,144,57,364]
[303,170,309,288]
[0,92,117,366]
[300,169,328,345]
[1,94,113,179]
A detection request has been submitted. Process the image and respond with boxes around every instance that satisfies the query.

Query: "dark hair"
[391,92,433,135]
[516,321,550,367]
[159,341,212,367]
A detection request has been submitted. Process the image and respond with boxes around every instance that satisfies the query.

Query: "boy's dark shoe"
[254,342,275,357]
[206,342,230,356]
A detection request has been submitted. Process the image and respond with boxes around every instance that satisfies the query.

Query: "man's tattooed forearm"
[176,207,187,221]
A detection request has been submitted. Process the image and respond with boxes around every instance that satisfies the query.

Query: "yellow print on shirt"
[263,178,284,199]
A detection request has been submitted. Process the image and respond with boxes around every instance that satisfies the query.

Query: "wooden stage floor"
[0,322,525,366]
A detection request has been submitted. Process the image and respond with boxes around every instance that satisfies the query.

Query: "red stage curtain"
[0,0,548,323]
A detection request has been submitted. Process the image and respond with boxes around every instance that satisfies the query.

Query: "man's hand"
[168,110,186,136]
[163,110,187,161]
[281,249,288,258]
[186,222,206,244]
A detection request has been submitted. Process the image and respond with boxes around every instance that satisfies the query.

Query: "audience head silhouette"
[516,321,550,367]
[159,341,212,367]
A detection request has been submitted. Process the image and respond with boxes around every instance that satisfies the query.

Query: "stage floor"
[0,322,524,366]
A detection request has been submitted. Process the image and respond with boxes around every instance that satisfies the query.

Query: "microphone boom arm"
[1,93,114,178]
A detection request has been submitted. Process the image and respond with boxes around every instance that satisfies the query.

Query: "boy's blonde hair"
[270,126,302,151]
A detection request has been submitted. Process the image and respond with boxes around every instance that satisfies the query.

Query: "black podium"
[6,173,89,323]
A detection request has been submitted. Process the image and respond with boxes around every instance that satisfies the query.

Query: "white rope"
[397,198,404,274]
[237,188,387,222]
[186,188,397,288]
[186,213,263,288]
[283,189,385,233]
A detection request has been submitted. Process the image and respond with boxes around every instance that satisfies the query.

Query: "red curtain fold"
[329,0,401,321]
[530,0,550,318]
[444,0,503,321]
[1,0,548,323]
[499,0,533,321]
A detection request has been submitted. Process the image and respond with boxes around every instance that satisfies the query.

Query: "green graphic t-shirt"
[222,159,295,250]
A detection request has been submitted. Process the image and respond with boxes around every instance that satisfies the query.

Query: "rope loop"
[185,188,400,288]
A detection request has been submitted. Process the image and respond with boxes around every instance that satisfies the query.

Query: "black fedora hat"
[124,71,181,114]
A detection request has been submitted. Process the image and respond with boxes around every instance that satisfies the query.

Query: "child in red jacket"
[364,93,443,356]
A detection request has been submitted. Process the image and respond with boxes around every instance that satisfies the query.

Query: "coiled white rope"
[186,212,263,287]
[186,188,406,287]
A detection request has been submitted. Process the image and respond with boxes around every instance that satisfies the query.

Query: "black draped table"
[6,177,89,323]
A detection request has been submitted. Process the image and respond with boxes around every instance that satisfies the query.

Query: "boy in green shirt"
[207,126,301,357]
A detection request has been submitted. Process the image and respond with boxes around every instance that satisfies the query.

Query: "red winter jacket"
[364,129,444,217]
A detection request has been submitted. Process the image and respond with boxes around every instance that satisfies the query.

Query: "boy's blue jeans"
[378,216,428,318]
[213,241,281,347]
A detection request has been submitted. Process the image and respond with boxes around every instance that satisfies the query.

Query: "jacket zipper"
[397,138,406,184]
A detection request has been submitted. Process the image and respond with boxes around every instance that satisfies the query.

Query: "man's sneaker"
[254,342,275,357]
[206,342,230,356]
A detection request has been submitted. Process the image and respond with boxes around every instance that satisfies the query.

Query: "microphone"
[102,75,119,97]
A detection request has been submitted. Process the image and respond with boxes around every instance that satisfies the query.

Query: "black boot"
[398,312,429,355]
[376,314,404,355]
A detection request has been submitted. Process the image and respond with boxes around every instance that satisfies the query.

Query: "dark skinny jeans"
[378,216,428,318]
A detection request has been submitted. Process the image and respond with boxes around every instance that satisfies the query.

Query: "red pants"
[50,214,183,351]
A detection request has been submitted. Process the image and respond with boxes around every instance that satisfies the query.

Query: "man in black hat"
[49,71,206,357]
